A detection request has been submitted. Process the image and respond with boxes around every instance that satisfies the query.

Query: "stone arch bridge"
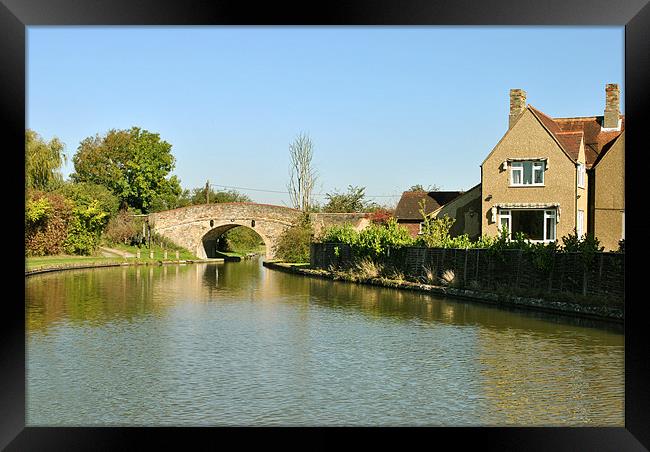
[148,203,370,259]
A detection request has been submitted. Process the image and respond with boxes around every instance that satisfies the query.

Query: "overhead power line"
[209,183,402,198]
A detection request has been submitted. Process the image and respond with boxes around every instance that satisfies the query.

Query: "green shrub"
[25,190,73,256]
[320,218,414,259]
[63,200,109,255]
[273,214,313,263]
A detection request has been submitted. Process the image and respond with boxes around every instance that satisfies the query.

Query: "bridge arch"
[200,222,269,258]
[149,203,302,259]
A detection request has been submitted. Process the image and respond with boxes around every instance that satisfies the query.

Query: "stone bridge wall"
[149,204,370,260]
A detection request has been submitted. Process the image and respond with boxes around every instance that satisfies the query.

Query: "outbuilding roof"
[394,191,463,220]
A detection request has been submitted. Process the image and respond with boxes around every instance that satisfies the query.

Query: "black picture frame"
[3,0,649,449]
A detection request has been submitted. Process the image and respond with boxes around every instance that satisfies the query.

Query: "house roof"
[394,191,463,220]
[528,105,624,168]
[431,183,481,217]
[591,130,625,168]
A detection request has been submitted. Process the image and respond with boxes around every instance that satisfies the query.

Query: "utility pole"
[206,179,210,204]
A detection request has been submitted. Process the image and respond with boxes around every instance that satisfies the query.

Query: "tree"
[71,127,177,213]
[188,187,252,205]
[408,184,441,192]
[54,181,120,218]
[287,132,317,212]
[26,129,66,190]
[323,185,378,213]
[323,185,365,212]
[149,175,186,212]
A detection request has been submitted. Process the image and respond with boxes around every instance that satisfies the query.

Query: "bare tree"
[287,132,317,212]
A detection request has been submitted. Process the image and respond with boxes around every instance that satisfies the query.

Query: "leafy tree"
[323,185,377,213]
[287,132,317,212]
[104,209,145,245]
[54,181,120,218]
[26,129,66,190]
[369,208,394,225]
[408,184,441,192]
[71,127,177,213]
[188,187,252,205]
[148,175,186,212]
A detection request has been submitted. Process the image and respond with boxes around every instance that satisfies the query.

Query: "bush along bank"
[294,215,624,322]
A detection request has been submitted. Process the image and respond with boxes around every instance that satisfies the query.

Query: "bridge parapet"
[310,212,371,237]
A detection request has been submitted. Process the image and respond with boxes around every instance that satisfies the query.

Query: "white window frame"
[510,163,523,186]
[622,211,625,240]
[418,222,424,235]
[577,209,584,238]
[498,208,557,242]
[498,209,511,238]
[577,163,585,189]
[533,161,545,185]
[509,160,545,187]
[542,209,557,242]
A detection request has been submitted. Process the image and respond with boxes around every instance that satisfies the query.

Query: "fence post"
[515,249,522,288]
[463,248,468,286]
[176,250,180,260]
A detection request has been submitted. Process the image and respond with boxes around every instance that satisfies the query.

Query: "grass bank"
[26,243,204,274]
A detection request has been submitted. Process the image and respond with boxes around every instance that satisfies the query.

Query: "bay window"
[498,208,557,242]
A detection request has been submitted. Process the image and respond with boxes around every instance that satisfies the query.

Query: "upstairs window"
[577,163,585,188]
[510,160,545,186]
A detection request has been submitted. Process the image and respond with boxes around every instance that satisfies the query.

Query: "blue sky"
[27,27,624,207]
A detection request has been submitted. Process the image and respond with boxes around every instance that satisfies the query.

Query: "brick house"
[394,191,462,237]
[481,84,624,249]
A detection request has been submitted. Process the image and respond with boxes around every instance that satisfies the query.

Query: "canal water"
[26,260,624,426]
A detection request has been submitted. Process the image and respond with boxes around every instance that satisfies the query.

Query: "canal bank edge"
[262,261,623,323]
[25,259,223,276]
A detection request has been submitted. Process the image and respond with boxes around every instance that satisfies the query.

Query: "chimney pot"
[509,89,526,129]
[603,83,620,129]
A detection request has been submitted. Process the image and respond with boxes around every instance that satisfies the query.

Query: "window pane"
[577,210,584,237]
[522,161,533,184]
[512,169,521,184]
[546,216,556,240]
[511,210,544,240]
[534,163,544,184]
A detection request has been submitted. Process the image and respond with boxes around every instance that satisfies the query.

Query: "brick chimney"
[603,83,620,129]
[509,89,526,129]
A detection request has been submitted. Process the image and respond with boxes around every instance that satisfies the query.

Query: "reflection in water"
[26,261,623,426]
